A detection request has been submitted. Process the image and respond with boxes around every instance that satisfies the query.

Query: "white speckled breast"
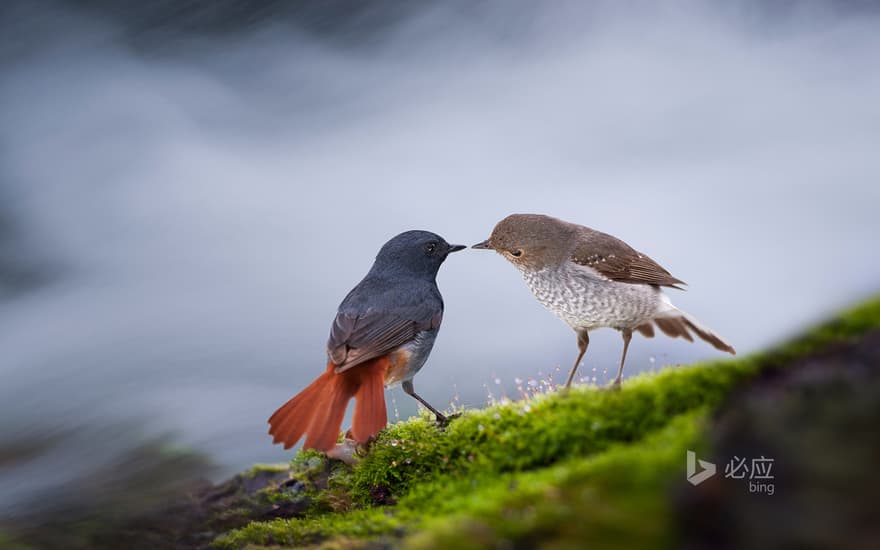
[520,262,664,331]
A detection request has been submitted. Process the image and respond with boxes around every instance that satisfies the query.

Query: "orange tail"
[268,357,389,452]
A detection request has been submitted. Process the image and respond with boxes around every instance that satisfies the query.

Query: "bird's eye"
[511,249,522,257]
[424,243,437,255]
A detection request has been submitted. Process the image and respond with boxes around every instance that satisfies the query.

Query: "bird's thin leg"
[610,328,633,388]
[564,330,590,389]
[401,380,448,424]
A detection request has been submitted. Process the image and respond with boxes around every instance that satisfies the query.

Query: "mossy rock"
[214,296,880,549]
[4,297,877,548]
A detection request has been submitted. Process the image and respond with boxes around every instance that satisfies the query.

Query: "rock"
[677,330,880,550]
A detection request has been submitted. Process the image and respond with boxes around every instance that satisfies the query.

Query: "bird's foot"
[435,412,462,428]
[603,378,623,391]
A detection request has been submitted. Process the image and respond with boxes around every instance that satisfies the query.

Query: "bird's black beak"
[447,244,467,253]
[471,239,492,250]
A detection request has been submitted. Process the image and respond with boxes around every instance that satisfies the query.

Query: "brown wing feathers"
[570,229,685,289]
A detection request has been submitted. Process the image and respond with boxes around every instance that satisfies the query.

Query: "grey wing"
[570,229,686,289]
[328,307,442,373]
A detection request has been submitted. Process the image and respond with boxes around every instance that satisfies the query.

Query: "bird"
[473,214,735,388]
[268,230,465,453]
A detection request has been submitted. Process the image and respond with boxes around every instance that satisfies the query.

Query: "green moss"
[348,359,749,507]
[406,411,706,549]
[289,449,327,474]
[214,295,880,549]
[243,463,290,479]
[217,411,706,549]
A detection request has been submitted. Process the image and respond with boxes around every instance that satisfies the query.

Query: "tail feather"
[268,357,389,452]
[268,370,331,449]
[652,311,736,355]
[655,317,694,342]
[351,360,388,443]
[680,314,736,354]
[303,374,355,451]
[634,322,655,338]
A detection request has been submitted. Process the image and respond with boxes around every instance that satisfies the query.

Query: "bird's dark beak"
[471,239,492,250]
[447,244,467,253]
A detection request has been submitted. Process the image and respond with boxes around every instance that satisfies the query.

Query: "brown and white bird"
[473,214,735,388]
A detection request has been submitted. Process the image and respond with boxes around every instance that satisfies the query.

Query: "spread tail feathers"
[643,310,736,355]
[268,357,389,452]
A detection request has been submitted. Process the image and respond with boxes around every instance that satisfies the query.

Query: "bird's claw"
[435,412,461,428]
[603,379,622,391]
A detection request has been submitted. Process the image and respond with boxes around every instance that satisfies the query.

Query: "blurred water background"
[1,0,879,527]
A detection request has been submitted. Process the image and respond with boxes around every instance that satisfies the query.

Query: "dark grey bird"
[473,214,735,388]
[268,231,465,453]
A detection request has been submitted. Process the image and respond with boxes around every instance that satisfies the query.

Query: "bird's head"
[472,213,572,270]
[373,230,465,278]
